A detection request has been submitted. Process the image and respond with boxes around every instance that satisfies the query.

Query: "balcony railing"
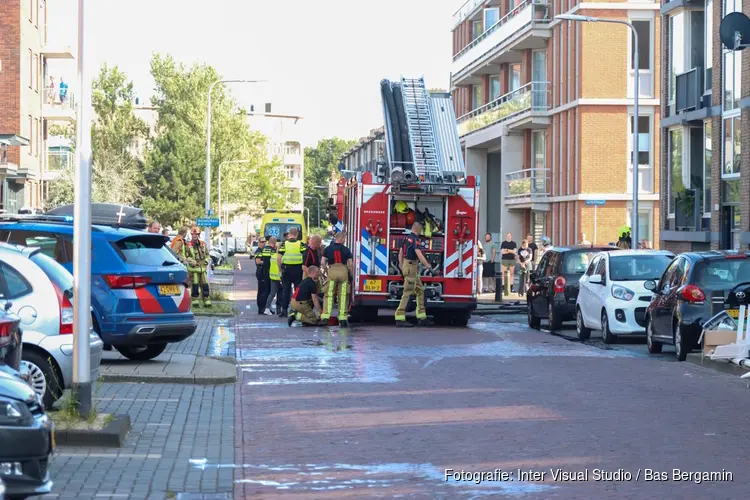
[47,150,73,171]
[457,81,549,136]
[452,0,486,28]
[504,168,550,200]
[675,67,703,113]
[44,87,76,112]
[452,0,549,77]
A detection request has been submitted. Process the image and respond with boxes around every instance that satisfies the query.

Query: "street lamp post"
[218,160,251,227]
[73,0,92,416]
[305,195,321,228]
[555,14,639,246]
[205,79,265,247]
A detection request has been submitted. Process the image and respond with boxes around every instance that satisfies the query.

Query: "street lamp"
[205,79,265,247]
[555,14,640,246]
[305,195,321,228]
[218,159,251,227]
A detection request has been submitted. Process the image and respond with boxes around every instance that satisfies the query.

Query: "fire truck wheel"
[433,313,451,326]
[350,306,378,324]
[452,312,470,327]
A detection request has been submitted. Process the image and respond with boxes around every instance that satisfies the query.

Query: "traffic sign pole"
[585,200,606,245]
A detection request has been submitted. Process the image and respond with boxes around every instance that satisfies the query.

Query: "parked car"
[0,216,197,361]
[527,245,619,331]
[209,247,224,267]
[0,307,21,374]
[0,243,103,408]
[235,239,247,254]
[0,477,6,500]
[0,368,53,499]
[576,250,675,343]
[645,251,750,361]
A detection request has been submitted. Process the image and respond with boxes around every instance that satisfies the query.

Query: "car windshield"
[609,255,673,281]
[563,251,600,274]
[30,251,73,293]
[694,258,750,291]
[115,236,178,266]
[264,223,302,239]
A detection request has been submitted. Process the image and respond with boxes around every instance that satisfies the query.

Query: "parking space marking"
[94,398,179,402]
[56,453,163,459]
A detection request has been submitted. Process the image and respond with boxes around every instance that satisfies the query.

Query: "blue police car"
[0,205,197,360]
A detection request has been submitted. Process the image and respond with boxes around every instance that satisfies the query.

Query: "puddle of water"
[188,461,555,496]
[207,324,236,357]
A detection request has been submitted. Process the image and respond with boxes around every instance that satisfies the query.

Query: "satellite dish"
[720,12,750,50]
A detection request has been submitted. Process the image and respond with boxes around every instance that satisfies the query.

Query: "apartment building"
[451,0,661,247]
[0,0,75,212]
[339,127,386,174]
[659,0,749,251]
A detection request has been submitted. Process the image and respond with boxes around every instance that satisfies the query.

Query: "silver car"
[0,243,103,408]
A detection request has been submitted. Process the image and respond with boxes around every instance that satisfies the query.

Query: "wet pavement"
[231,255,750,499]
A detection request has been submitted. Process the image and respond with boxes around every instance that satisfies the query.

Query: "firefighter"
[171,226,190,267]
[320,231,353,327]
[266,238,282,314]
[187,226,212,306]
[288,265,323,326]
[277,227,306,317]
[395,222,431,327]
[256,238,274,316]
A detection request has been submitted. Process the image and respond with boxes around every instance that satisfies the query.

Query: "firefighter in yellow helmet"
[395,222,431,327]
[187,226,212,306]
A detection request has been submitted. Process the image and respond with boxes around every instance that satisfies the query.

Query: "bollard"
[504,270,511,296]
[494,268,503,302]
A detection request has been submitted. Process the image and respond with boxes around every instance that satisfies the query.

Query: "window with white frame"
[628,115,653,193]
[704,120,712,213]
[723,116,741,176]
[472,20,483,40]
[668,128,683,215]
[629,17,654,98]
[724,0,742,110]
[284,166,298,180]
[509,63,521,92]
[705,0,713,91]
[668,10,705,103]
[627,206,653,246]
[484,8,499,29]
[489,76,501,101]
[471,84,482,110]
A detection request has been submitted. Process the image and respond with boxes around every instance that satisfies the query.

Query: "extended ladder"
[401,77,440,181]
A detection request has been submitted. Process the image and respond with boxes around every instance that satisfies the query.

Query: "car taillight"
[554,276,567,293]
[681,284,706,303]
[53,283,74,335]
[103,275,152,289]
[0,321,14,347]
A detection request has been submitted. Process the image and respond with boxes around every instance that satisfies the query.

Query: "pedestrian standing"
[395,222,431,328]
[517,240,532,294]
[303,235,322,280]
[526,234,538,271]
[320,231,353,326]
[59,77,68,104]
[171,226,189,267]
[482,233,497,293]
[277,227,306,317]
[256,238,274,315]
[476,239,486,295]
[288,266,323,326]
[577,232,591,245]
[265,238,282,314]
[500,232,517,294]
[47,76,55,104]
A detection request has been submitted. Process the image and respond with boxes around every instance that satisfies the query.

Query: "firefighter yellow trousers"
[291,299,318,325]
[321,264,349,321]
[395,260,426,321]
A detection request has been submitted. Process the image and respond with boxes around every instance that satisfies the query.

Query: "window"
[724,0,743,110]
[32,54,38,92]
[704,120,712,213]
[669,13,684,103]
[706,0,713,89]
[283,142,300,155]
[723,116,741,175]
[594,256,606,277]
[484,8,499,29]
[28,50,33,88]
[532,50,547,108]
[284,166,298,179]
[114,236,176,266]
[563,251,599,274]
[489,76,501,101]
[29,0,33,21]
[631,20,651,70]
[609,255,673,281]
[532,130,546,193]
[34,118,38,157]
[509,63,521,92]
[585,255,600,276]
[629,115,652,193]
[668,128,683,215]
[471,84,482,109]
[29,253,73,293]
[28,115,32,156]
[0,263,33,300]
[472,20,483,40]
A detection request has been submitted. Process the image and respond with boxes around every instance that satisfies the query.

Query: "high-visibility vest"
[269,250,280,281]
[281,240,303,265]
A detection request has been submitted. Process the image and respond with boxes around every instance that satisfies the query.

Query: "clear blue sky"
[50,0,456,146]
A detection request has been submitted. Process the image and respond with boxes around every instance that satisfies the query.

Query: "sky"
[48,0,457,147]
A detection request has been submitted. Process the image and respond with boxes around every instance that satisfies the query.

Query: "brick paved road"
[232,255,750,499]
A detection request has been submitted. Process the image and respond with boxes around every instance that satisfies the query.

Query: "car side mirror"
[589,275,603,285]
[644,279,657,292]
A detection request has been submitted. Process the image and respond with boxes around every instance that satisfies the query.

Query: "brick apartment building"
[0,0,75,213]
[451,0,661,247]
[660,0,750,252]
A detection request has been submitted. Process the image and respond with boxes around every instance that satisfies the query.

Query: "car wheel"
[116,343,168,361]
[21,350,62,409]
[576,307,591,340]
[646,317,662,354]
[674,323,689,362]
[601,311,617,344]
[548,302,562,331]
[527,301,541,329]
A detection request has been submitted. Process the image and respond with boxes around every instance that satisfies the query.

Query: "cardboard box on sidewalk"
[702,329,743,356]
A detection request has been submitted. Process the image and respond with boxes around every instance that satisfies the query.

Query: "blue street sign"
[585,200,606,206]
[196,217,220,228]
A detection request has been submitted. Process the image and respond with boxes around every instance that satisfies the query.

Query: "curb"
[99,373,237,384]
[685,353,750,377]
[54,414,131,447]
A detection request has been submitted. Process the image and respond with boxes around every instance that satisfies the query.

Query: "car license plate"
[159,284,181,296]
[726,308,749,319]
[363,279,382,292]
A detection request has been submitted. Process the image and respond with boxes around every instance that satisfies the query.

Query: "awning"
[0,134,30,147]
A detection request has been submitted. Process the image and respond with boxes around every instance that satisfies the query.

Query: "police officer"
[277,227,306,317]
[320,231,353,327]
[255,238,274,315]
[395,222,431,327]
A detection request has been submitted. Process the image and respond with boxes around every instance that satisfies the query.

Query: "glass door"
[532,50,547,108]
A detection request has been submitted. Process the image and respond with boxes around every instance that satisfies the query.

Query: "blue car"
[0,218,197,360]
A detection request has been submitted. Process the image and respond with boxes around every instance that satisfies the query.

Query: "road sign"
[197,217,220,228]
[585,200,606,206]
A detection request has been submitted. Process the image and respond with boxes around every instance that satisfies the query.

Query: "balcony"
[504,168,550,208]
[457,81,549,137]
[284,153,303,166]
[45,149,73,181]
[452,0,487,28]
[41,45,74,59]
[452,0,550,85]
[675,67,703,114]
[43,88,76,122]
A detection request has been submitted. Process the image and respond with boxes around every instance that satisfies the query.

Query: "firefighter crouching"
[395,222,431,327]
[320,231,353,327]
[288,265,323,326]
[187,226,212,306]
[278,228,306,317]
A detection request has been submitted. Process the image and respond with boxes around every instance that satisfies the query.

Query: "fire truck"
[327,77,479,326]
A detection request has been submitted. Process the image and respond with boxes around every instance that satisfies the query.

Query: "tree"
[44,65,148,208]
[141,54,281,227]
[303,137,356,228]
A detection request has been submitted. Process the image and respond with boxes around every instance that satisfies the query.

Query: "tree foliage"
[303,138,356,228]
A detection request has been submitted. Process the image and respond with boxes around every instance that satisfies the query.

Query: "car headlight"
[611,284,635,301]
[0,398,32,426]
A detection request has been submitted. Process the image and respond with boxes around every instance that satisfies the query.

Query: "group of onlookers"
[45,76,69,105]
[477,232,547,295]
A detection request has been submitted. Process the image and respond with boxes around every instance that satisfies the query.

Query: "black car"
[527,245,619,330]
[0,369,53,499]
[645,251,750,361]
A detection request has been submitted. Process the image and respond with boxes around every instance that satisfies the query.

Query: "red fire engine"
[327,77,479,326]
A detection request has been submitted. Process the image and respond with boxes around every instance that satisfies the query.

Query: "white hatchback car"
[576,250,675,343]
